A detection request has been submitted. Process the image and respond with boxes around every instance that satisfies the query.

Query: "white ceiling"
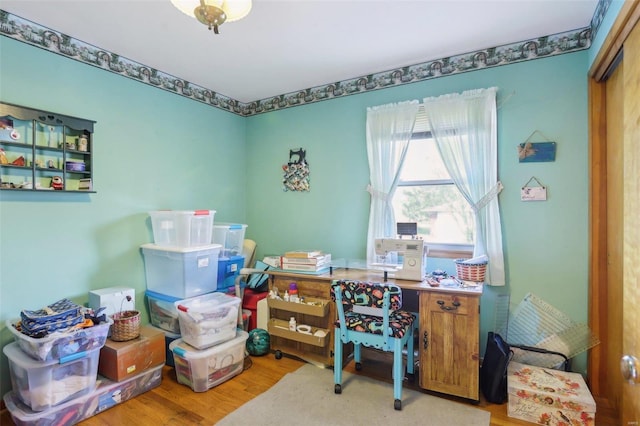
[2,0,599,104]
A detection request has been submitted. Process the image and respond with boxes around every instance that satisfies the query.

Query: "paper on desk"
[262,256,281,268]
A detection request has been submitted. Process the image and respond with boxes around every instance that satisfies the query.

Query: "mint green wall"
[0,37,246,396]
[1,8,613,395]
[245,52,590,373]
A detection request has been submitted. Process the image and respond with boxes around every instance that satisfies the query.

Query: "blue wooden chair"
[331,279,417,410]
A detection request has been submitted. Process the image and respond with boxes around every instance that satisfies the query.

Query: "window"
[393,134,475,254]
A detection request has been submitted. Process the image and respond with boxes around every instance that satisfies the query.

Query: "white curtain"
[365,100,420,263]
[422,87,506,286]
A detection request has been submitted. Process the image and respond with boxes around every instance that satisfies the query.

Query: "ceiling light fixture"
[170,0,252,34]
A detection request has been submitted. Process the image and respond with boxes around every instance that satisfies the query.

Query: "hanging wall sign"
[282,148,310,192]
[521,176,547,201]
[518,130,556,163]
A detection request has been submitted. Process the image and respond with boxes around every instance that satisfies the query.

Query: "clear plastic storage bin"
[141,243,221,299]
[145,290,181,334]
[149,210,215,248]
[212,223,247,257]
[2,364,163,426]
[175,292,241,349]
[170,330,248,392]
[3,342,101,412]
[6,318,112,362]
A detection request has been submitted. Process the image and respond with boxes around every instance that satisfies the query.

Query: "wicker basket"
[110,310,140,341]
[455,258,488,282]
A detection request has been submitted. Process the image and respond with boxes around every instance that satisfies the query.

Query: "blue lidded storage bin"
[140,243,221,299]
[217,255,244,292]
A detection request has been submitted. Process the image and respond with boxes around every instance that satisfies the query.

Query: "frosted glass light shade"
[170,0,252,22]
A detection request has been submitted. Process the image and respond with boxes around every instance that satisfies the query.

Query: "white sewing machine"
[374,238,427,281]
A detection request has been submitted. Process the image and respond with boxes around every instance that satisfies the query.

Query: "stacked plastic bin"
[142,210,221,366]
[212,222,251,328]
[169,292,248,392]
[212,222,248,294]
[2,302,112,421]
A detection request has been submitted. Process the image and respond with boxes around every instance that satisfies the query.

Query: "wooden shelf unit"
[0,102,95,192]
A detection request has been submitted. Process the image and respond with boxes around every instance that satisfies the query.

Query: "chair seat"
[332,279,416,410]
[335,310,415,338]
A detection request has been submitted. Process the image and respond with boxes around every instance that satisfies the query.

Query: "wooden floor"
[0,348,618,425]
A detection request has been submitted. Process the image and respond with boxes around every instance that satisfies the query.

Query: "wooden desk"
[262,267,483,401]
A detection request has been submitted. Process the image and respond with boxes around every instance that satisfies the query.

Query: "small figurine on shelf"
[50,176,63,190]
[11,156,25,166]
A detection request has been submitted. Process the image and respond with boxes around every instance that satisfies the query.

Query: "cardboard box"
[99,325,165,381]
[507,361,596,425]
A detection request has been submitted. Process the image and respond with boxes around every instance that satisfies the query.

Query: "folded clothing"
[20,299,83,337]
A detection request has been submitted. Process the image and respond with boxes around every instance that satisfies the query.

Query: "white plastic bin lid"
[169,330,248,359]
[175,292,240,313]
[149,210,216,217]
[140,243,222,254]
[3,341,99,367]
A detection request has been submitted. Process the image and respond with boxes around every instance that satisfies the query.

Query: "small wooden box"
[98,325,165,381]
[507,361,596,425]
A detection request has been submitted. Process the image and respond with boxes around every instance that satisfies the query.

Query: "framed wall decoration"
[282,148,310,192]
[521,176,547,201]
[518,130,556,163]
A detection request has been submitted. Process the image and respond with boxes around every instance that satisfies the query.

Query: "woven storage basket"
[111,310,141,341]
[455,258,488,282]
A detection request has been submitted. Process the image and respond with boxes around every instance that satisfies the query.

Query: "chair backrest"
[242,239,257,268]
[331,280,402,317]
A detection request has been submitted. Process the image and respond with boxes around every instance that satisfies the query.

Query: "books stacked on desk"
[280,250,331,273]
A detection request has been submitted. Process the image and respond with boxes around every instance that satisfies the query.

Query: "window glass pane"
[400,138,449,181]
[394,184,474,245]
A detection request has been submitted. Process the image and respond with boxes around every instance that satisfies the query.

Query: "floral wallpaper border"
[0,0,611,117]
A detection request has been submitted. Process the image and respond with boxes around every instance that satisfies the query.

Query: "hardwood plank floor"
[0,348,618,425]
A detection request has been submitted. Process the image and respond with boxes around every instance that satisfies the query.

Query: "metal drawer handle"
[437,300,461,311]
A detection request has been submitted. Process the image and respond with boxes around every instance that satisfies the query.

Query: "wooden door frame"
[588,0,640,401]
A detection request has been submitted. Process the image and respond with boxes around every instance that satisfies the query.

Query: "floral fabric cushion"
[331,280,415,339]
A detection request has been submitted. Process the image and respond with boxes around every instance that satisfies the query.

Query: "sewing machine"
[374,238,427,281]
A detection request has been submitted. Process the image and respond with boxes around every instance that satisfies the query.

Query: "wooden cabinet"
[419,290,481,401]
[267,274,351,367]
[261,268,482,399]
[0,102,95,192]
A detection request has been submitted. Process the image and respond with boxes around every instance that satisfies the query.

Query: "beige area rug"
[217,364,490,426]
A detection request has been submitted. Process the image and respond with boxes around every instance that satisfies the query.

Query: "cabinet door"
[419,291,480,400]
